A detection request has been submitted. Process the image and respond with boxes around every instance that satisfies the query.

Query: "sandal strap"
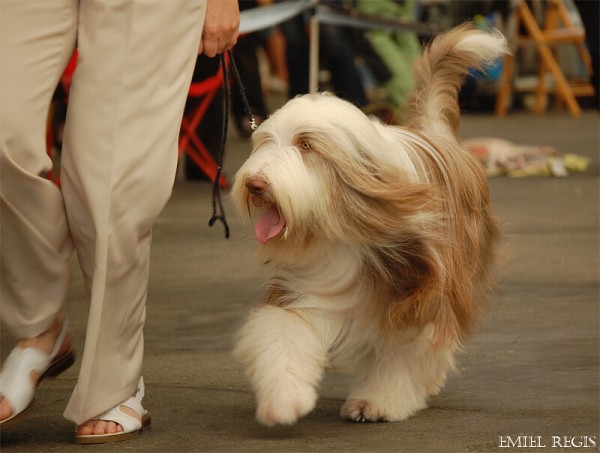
[0,319,71,414]
[93,404,143,433]
[0,348,48,414]
[92,377,146,433]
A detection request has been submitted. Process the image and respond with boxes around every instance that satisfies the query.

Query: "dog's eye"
[300,140,311,152]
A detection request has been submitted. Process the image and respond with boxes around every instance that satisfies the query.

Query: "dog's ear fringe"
[345,163,499,347]
[375,202,499,347]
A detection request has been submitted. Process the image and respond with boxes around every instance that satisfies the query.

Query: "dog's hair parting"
[231,23,508,426]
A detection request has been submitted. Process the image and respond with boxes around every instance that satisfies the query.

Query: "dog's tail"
[404,23,508,138]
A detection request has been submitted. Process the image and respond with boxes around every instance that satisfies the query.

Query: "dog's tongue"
[255,207,285,244]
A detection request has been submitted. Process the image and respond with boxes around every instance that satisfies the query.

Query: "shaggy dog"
[231,24,507,426]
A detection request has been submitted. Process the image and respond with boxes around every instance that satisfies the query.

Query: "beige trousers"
[0,0,205,424]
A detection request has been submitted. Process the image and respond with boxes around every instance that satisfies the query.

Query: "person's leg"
[281,15,310,97]
[320,25,368,107]
[0,0,78,423]
[363,30,419,107]
[0,0,77,340]
[60,0,206,429]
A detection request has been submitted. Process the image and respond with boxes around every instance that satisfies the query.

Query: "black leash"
[208,50,256,239]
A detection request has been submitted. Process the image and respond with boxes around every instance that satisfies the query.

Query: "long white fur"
[232,25,506,426]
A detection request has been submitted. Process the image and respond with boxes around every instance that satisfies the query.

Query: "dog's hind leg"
[340,324,457,422]
[234,305,332,427]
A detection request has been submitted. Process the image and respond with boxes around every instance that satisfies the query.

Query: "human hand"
[199,0,240,57]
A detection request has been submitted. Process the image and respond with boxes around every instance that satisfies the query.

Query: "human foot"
[0,317,75,426]
[75,377,151,444]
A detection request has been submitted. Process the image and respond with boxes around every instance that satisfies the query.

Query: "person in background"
[280,0,368,107]
[0,0,239,444]
[356,0,421,108]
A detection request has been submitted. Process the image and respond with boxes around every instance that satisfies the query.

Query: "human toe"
[0,397,13,422]
[77,419,124,436]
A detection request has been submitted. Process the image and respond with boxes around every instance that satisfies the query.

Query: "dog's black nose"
[246,176,268,196]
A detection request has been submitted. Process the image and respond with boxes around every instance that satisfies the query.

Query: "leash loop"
[208,50,256,239]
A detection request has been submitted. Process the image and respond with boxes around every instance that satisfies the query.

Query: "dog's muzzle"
[245,175,268,197]
[243,175,285,244]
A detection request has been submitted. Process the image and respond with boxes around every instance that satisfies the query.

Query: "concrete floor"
[1,109,598,452]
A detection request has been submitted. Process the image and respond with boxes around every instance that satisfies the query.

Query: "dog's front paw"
[256,385,318,427]
[341,399,386,423]
[341,397,422,423]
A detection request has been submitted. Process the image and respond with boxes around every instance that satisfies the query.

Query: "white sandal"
[75,377,151,444]
[0,319,75,427]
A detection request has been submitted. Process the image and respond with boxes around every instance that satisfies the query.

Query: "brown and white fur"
[231,24,507,426]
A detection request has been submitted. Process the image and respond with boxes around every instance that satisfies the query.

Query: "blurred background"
[45,0,598,184]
